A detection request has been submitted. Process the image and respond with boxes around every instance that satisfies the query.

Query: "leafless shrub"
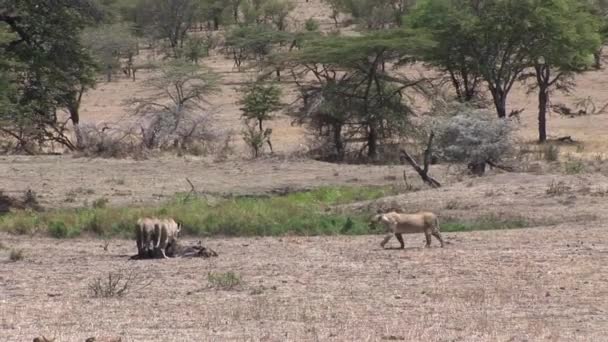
[546,180,570,196]
[213,130,236,162]
[88,269,152,298]
[77,123,147,159]
[9,248,24,262]
[552,97,608,117]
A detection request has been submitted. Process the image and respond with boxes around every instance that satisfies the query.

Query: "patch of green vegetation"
[0,186,394,238]
[0,185,533,238]
[441,215,529,232]
[564,160,585,174]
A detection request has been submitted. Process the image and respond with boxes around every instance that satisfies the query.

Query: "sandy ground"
[1,226,607,342]
[0,155,436,209]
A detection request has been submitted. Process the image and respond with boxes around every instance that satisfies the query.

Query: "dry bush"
[9,248,24,261]
[546,180,570,196]
[88,269,152,298]
[208,271,242,290]
[140,112,218,155]
[77,123,147,159]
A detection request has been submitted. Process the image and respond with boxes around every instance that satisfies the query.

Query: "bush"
[208,271,242,290]
[48,221,80,238]
[88,270,151,298]
[9,248,24,262]
[541,144,560,162]
[435,107,514,175]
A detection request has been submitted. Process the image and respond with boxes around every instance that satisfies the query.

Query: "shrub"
[88,270,151,298]
[208,271,242,290]
[564,160,585,174]
[9,248,24,262]
[305,18,320,31]
[435,107,514,175]
[541,144,560,162]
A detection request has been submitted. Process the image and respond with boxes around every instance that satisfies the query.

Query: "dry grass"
[1,226,607,341]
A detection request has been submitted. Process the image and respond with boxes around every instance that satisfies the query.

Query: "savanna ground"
[1,225,608,341]
[3,0,608,340]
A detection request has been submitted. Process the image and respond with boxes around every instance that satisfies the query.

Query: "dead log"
[399,131,441,188]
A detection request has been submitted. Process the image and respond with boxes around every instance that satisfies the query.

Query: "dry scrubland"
[3,0,608,341]
[2,226,608,341]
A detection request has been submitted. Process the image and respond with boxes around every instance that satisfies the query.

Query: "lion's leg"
[136,227,143,257]
[380,233,392,248]
[432,230,444,248]
[395,233,405,249]
[158,226,170,259]
[424,229,432,248]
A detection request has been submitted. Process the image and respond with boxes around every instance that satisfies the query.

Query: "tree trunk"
[594,47,603,69]
[468,162,486,176]
[535,64,551,143]
[106,65,112,82]
[538,86,548,143]
[68,86,85,150]
[367,125,378,160]
[490,88,507,118]
[213,17,219,31]
[333,123,344,161]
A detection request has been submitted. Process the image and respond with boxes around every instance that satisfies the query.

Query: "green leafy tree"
[0,0,100,152]
[324,0,414,29]
[526,0,600,142]
[286,30,434,160]
[239,81,282,156]
[82,23,138,82]
[135,0,199,56]
[587,0,608,68]
[407,0,481,103]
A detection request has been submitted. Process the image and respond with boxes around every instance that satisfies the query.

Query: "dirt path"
[2,225,607,341]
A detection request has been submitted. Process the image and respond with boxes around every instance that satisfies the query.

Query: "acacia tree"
[407,0,481,103]
[135,0,199,56]
[324,0,415,29]
[82,23,138,82]
[408,0,538,118]
[285,30,433,160]
[526,0,600,142]
[130,59,219,149]
[587,0,608,68]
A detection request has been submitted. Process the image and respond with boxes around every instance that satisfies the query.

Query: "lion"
[135,217,157,258]
[371,211,444,249]
[152,218,182,259]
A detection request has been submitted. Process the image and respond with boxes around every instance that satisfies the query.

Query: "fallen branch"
[183,178,196,202]
[399,132,441,188]
[486,160,514,172]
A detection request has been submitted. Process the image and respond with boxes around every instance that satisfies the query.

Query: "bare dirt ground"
[0,155,426,209]
[2,226,607,342]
